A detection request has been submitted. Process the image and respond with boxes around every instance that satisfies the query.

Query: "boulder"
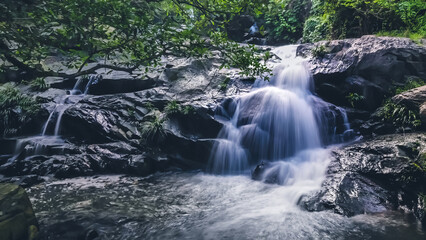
[299,133,426,224]
[226,15,255,42]
[297,36,426,111]
[0,184,39,240]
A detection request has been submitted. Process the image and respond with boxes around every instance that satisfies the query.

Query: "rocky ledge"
[299,133,426,225]
[297,35,426,112]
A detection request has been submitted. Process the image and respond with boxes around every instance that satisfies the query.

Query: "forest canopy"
[0,0,425,82]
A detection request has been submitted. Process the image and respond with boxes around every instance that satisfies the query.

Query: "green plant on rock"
[378,100,421,130]
[140,110,166,145]
[143,102,155,112]
[30,77,49,91]
[311,44,327,58]
[165,100,181,115]
[0,83,39,136]
[219,77,231,91]
[419,193,426,210]
[182,105,196,115]
[346,92,365,108]
[395,77,425,95]
[127,107,136,117]
[413,152,426,172]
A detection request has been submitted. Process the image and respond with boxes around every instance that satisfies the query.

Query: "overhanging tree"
[0,0,271,82]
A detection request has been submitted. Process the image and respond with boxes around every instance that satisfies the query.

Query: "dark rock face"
[297,36,426,112]
[0,141,169,183]
[226,15,256,42]
[299,133,426,224]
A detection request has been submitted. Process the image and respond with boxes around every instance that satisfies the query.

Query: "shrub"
[0,83,39,136]
[346,92,365,108]
[182,105,195,115]
[303,16,331,43]
[139,110,166,145]
[30,77,49,91]
[311,44,327,58]
[164,100,181,115]
[219,77,231,91]
[395,77,425,95]
[263,0,311,44]
[378,100,421,130]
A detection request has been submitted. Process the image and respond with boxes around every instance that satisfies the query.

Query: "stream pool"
[27,172,425,240]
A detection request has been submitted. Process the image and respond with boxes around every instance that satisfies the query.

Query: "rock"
[0,139,16,155]
[297,36,426,111]
[392,85,426,110]
[0,183,39,240]
[299,133,426,223]
[86,77,157,95]
[0,141,155,180]
[421,103,426,125]
[226,15,255,42]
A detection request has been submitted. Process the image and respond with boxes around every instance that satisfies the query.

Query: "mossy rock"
[0,184,39,240]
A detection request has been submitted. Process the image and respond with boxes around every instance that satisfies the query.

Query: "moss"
[311,44,327,58]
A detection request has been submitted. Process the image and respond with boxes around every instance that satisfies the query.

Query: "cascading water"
[9,75,102,159]
[209,45,353,197]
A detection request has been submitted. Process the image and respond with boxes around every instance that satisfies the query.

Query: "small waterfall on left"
[8,75,102,161]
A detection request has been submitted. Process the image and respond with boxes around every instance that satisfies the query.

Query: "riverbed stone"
[297,35,426,111]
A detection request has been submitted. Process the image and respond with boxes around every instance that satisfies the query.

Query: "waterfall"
[41,75,102,136]
[209,45,353,184]
[9,75,102,161]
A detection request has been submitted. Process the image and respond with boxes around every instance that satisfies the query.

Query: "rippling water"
[28,172,425,240]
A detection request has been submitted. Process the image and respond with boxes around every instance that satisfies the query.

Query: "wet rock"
[0,183,39,240]
[299,133,426,222]
[0,175,44,188]
[298,36,426,111]
[88,77,157,95]
[226,15,255,42]
[392,85,426,110]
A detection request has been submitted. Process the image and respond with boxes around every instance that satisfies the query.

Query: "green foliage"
[30,77,49,91]
[303,15,331,43]
[182,105,196,115]
[211,32,272,80]
[0,0,271,80]
[219,77,231,91]
[345,92,365,108]
[305,0,426,40]
[378,100,421,130]
[144,102,155,112]
[127,107,136,117]
[311,44,327,58]
[139,110,166,145]
[164,100,181,115]
[419,193,426,210]
[375,30,426,43]
[0,83,39,136]
[413,152,426,172]
[395,77,425,95]
[263,0,311,44]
